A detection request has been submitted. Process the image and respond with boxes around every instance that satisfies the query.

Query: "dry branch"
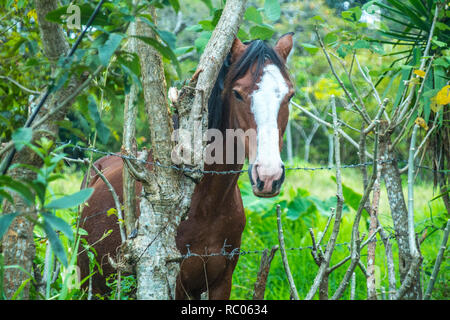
[424,219,450,300]
[253,245,279,300]
[314,26,371,125]
[331,121,380,300]
[290,101,373,159]
[305,95,344,300]
[276,205,300,300]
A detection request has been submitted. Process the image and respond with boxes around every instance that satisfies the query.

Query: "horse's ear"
[274,32,294,62]
[230,37,246,63]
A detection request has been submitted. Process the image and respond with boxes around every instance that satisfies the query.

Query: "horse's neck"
[192,134,243,212]
[201,160,243,199]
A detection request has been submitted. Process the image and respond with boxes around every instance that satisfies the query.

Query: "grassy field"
[43,160,448,300]
[231,161,449,300]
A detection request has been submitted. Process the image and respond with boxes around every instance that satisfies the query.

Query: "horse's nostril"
[256,176,265,191]
[248,164,255,186]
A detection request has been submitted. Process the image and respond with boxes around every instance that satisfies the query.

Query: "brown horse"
[77,34,294,299]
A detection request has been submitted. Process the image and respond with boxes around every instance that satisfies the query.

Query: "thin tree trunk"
[252,246,278,300]
[379,121,421,299]
[327,132,334,167]
[122,14,139,237]
[367,171,381,300]
[305,96,344,300]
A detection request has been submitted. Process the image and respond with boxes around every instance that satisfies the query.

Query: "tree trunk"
[124,1,246,299]
[122,15,139,237]
[379,121,422,299]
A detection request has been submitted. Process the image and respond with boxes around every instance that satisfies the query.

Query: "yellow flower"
[434,85,450,105]
[415,117,428,131]
[413,69,426,78]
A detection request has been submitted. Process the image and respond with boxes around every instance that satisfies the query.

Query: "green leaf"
[285,196,312,220]
[311,15,325,22]
[435,22,450,32]
[353,39,371,49]
[194,31,212,54]
[250,24,275,40]
[337,44,351,58]
[342,10,355,21]
[385,0,429,31]
[98,33,124,66]
[12,127,32,151]
[309,196,350,216]
[45,4,109,27]
[27,180,46,205]
[264,0,281,21]
[0,190,14,205]
[245,6,263,24]
[133,35,182,77]
[323,32,338,45]
[87,96,110,144]
[168,0,180,12]
[0,176,35,204]
[301,43,319,55]
[431,37,447,48]
[0,212,20,239]
[45,188,94,210]
[41,212,74,241]
[157,30,177,50]
[42,219,68,267]
[434,57,450,68]
[330,176,362,211]
[237,28,250,42]
[199,0,213,11]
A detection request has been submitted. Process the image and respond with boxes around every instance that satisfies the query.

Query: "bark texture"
[122,18,139,236]
[379,121,422,299]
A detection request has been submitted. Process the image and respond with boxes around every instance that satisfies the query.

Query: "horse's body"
[78,34,294,299]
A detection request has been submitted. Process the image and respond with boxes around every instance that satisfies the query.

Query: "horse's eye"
[233,90,244,102]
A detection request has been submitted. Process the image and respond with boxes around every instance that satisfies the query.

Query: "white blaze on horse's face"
[250,63,288,197]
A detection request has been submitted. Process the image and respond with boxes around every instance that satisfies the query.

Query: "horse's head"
[225,33,294,198]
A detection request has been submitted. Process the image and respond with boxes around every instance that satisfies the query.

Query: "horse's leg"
[206,258,238,300]
[175,275,202,300]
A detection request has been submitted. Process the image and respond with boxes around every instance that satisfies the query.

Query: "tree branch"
[0,75,41,95]
[424,219,450,300]
[305,95,344,300]
[276,205,300,300]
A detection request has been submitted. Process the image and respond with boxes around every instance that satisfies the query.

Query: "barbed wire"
[57,141,446,175]
[148,234,395,262]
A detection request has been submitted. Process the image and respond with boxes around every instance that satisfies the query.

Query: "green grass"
[230,161,449,300]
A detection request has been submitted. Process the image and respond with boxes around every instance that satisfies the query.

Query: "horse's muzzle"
[248,163,285,198]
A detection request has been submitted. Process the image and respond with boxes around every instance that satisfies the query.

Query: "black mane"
[207,39,288,131]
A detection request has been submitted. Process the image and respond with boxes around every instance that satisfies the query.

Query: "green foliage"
[264,0,281,22]
[233,164,448,300]
[104,273,137,300]
[362,0,449,123]
[45,188,93,211]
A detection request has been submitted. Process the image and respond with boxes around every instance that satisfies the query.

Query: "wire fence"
[58,141,446,176]
[172,236,388,261]
[52,140,408,262]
